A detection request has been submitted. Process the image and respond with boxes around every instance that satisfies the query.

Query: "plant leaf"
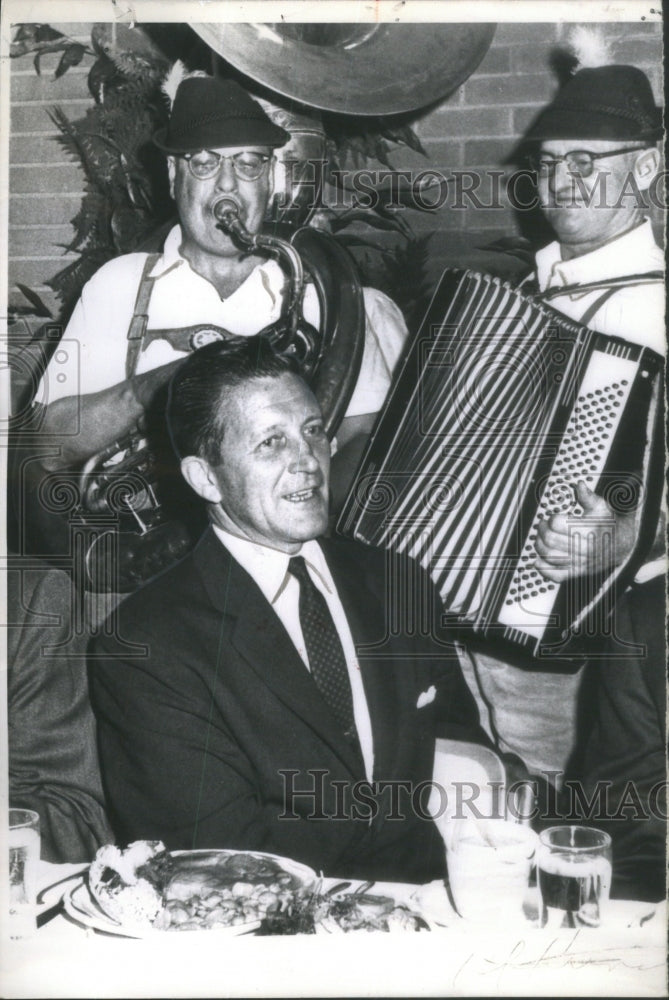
[329,210,407,235]
[55,43,86,78]
[477,236,535,266]
[15,284,53,318]
[13,24,39,43]
[379,124,426,157]
[332,234,397,258]
[35,24,65,43]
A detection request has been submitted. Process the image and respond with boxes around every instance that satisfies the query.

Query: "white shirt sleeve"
[34,255,146,406]
[597,283,666,357]
[302,284,408,420]
[346,287,409,418]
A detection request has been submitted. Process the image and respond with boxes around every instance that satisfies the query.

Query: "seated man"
[7,563,114,862]
[89,337,490,884]
[32,74,407,497]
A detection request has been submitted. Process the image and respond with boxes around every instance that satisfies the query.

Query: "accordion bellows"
[338,269,663,661]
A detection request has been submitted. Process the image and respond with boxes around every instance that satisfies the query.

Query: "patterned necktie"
[288,556,359,747]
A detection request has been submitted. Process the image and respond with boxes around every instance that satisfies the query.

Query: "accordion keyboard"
[498,351,638,639]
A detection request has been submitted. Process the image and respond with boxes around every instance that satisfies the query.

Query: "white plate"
[64,848,317,938]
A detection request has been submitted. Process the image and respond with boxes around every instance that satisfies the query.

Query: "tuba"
[33,23,497,592]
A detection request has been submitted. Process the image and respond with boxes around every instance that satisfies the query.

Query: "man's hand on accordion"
[534,481,636,583]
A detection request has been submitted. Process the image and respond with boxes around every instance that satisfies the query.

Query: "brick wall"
[7,20,664,317]
[9,24,96,317]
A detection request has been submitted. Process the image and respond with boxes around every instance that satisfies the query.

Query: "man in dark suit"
[89,337,489,883]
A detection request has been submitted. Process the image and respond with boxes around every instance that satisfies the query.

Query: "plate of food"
[63,840,317,938]
[63,840,440,936]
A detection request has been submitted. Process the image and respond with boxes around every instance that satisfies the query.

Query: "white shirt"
[211,526,374,781]
[37,225,408,419]
[535,218,666,356]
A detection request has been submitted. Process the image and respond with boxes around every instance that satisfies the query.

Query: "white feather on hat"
[567,26,612,70]
[161,61,209,109]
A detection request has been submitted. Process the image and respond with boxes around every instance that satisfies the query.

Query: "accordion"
[338,269,664,660]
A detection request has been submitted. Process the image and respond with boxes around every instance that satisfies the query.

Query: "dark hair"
[167,336,300,463]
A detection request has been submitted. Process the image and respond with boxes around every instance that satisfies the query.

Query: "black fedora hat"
[524,65,663,143]
[153,77,290,154]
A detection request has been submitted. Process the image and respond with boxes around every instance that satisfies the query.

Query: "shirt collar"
[148,225,186,279]
[147,224,285,311]
[211,525,331,604]
[535,218,657,295]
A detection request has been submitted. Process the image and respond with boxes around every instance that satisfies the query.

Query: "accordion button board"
[497,353,637,640]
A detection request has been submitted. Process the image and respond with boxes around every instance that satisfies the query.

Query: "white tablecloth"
[1,861,666,998]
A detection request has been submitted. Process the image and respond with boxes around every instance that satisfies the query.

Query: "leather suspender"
[526,270,663,328]
[125,253,161,379]
[578,286,621,328]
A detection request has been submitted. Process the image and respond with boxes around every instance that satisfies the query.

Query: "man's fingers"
[575,479,597,511]
[575,480,612,518]
[545,512,570,534]
[533,556,568,583]
[534,536,567,562]
[536,522,570,553]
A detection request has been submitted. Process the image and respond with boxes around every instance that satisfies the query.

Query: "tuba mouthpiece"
[213,199,240,228]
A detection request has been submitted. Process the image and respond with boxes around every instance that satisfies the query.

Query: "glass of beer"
[537,825,612,929]
[8,809,40,939]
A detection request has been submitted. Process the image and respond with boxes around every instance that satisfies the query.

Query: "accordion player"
[338,268,664,662]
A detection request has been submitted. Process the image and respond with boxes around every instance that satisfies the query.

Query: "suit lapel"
[192,528,365,777]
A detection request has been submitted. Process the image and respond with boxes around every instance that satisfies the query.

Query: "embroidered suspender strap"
[579,286,621,328]
[125,253,161,379]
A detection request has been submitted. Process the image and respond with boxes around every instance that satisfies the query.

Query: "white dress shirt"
[212,526,374,781]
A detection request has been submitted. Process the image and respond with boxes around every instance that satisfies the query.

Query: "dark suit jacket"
[90,529,489,883]
[8,564,114,862]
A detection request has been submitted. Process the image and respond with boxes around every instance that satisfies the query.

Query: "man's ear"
[167,156,177,200]
[180,455,222,504]
[633,147,660,191]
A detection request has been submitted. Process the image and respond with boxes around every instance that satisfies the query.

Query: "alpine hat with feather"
[524,29,662,143]
[153,75,290,154]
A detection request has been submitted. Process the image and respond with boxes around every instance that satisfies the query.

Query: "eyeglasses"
[180,150,271,181]
[530,146,647,179]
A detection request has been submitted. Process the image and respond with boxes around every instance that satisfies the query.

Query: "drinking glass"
[8,809,40,939]
[445,817,538,924]
[537,825,612,929]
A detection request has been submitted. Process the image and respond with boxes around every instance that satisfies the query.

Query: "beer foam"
[8,827,40,852]
[539,850,612,880]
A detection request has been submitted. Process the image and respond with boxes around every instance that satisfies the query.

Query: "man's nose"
[548,158,573,195]
[289,438,320,473]
[215,158,237,192]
